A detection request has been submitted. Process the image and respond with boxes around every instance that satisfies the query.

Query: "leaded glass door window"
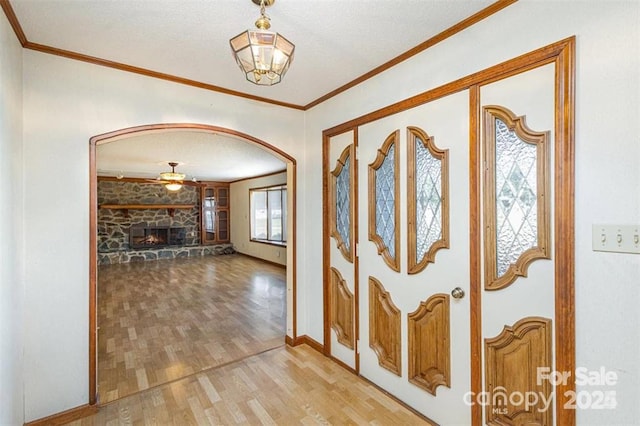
[331,145,354,262]
[407,126,449,274]
[368,130,400,272]
[483,105,550,290]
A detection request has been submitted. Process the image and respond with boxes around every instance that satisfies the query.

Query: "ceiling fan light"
[159,171,186,181]
[165,182,183,191]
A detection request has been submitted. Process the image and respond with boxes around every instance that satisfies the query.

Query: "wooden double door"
[324,42,574,426]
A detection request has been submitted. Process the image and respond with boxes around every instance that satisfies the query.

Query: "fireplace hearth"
[129,226,186,249]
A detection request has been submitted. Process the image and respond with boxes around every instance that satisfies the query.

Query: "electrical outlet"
[592,224,640,254]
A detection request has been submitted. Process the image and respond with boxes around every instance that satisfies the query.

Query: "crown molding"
[2,0,517,111]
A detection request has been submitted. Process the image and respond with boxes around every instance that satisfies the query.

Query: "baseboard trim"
[236,251,286,268]
[25,404,98,426]
[291,334,324,353]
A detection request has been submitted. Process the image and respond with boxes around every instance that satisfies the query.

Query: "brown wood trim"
[469,84,482,426]
[290,163,298,341]
[285,335,294,346]
[3,0,513,111]
[368,130,401,272]
[96,176,206,187]
[482,105,551,290]
[93,123,296,163]
[99,203,195,209]
[228,169,287,184]
[554,38,576,426]
[247,183,288,246]
[88,142,98,406]
[23,41,305,110]
[322,132,332,355]
[304,0,517,110]
[0,0,26,46]
[330,144,355,263]
[321,36,575,426]
[25,404,99,426]
[293,334,324,354]
[247,182,287,192]
[248,239,287,248]
[236,251,286,268]
[323,37,574,139]
[406,126,450,274]
[90,123,298,408]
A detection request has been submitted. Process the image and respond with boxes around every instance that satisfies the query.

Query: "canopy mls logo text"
[464,366,619,414]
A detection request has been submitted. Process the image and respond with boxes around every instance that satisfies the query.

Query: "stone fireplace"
[129,226,186,249]
[97,180,233,265]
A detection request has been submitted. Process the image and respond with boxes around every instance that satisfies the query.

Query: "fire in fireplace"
[129,226,186,249]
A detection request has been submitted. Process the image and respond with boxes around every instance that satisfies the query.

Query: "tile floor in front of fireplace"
[97,254,286,403]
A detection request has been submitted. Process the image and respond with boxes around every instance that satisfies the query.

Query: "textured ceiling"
[10,0,495,107]
[9,0,498,181]
[97,131,286,182]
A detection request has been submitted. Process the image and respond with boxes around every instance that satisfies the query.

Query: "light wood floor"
[68,344,429,425]
[97,254,286,403]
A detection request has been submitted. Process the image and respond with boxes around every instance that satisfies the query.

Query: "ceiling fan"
[147,162,204,191]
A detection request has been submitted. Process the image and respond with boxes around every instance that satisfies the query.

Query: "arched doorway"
[89,123,297,405]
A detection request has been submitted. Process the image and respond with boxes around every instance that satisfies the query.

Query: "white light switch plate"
[592,224,640,254]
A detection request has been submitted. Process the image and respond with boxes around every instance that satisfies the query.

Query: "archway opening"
[89,123,297,405]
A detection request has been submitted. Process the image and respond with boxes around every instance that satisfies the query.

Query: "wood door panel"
[330,267,355,349]
[369,276,401,376]
[408,293,450,395]
[484,316,552,426]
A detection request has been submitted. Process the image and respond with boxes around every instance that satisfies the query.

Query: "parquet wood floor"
[69,344,429,425]
[98,254,286,404]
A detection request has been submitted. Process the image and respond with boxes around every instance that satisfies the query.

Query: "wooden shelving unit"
[99,204,195,217]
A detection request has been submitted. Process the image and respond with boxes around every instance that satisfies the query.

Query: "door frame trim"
[322,37,575,425]
[89,123,298,406]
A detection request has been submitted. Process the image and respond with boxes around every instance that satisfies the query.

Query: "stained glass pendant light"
[229,0,295,86]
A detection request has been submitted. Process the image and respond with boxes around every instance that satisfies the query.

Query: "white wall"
[230,171,287,265]
[16,1,640,424]
[0,10,24,426]
[304,2,639,424]
[21,52,305,421]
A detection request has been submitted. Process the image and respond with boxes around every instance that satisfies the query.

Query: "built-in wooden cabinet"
[201,184,230,244]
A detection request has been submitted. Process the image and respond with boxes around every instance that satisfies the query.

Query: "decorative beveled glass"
[331,145,354,262]
[483,105,550,290]
[407,126,449,274]
[368,130,400,272]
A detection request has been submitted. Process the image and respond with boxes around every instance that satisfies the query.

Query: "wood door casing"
[322,38,575,426]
